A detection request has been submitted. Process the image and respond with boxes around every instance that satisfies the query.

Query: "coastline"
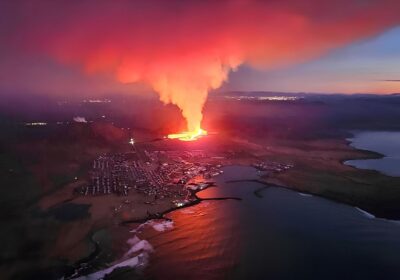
[228,177,400,225]
[65,179,242,279]
[64,131,400,279]
[342,131,400,178]
[264,175,400,221]
[258,132,400,221]
[339,132,385,167]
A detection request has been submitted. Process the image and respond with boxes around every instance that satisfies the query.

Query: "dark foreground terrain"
[0,92,400,279]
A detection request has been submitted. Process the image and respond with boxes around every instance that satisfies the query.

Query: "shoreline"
[65,180,242,279]
[120,183,241,225]
[65,157,400,279]
[341,131,400,178]
[354,207,400,225]
[339,133,384,167]
[230,177,400,223]
[262,132,400,221]
[65,132,400,279]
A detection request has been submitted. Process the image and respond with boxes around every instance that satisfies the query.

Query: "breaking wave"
[74,220,173,280]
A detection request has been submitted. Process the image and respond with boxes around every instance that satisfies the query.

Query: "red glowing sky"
[1,1,399,116]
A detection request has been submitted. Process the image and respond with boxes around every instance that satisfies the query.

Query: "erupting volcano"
[5,0,400,137]
[144,56,235,141]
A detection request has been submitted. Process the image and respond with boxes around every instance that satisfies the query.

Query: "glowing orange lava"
[167,128,208,142]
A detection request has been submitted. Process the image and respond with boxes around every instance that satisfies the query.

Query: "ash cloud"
[2,0,400,131]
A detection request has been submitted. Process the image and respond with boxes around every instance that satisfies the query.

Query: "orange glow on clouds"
[5,0,400,132]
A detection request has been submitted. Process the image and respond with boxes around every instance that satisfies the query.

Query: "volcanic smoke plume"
[3,0,400,133]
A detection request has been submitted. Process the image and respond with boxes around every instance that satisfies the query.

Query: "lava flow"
[167,128,208,142]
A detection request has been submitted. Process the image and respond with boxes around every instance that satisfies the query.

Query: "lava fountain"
[167,128,208,142]
[150,57,235,141]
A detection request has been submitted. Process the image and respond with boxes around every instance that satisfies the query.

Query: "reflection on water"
[143,166,400,280]
[144,201,242,280]
[346,131,400,176]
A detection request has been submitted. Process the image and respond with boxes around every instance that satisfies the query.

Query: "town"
[75,148,224,206]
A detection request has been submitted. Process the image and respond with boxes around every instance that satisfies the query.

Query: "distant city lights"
[83,99,111,103]
[25,122,47,126]
[224,95,300,101]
